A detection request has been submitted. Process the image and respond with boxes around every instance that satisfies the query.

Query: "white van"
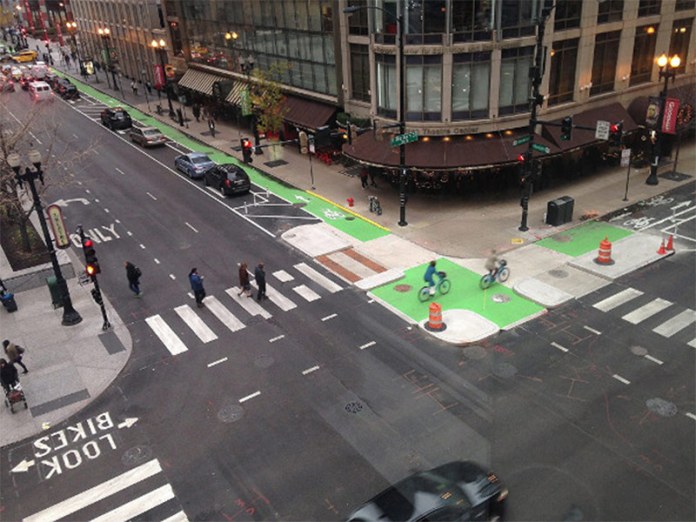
[30,61,48,80]
[28,81,53,101]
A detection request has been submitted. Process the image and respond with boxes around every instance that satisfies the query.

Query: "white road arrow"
[295,195,310,203]
[671,201,692,211]
[11,459,35,473]
[118,417,139,429]
[52,198,90,207]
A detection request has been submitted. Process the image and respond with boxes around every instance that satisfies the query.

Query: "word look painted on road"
[68,223,120,248]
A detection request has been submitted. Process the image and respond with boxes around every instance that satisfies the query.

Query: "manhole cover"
[646,398,677,417]
[549,269,569,278]
[255,354,274,368]
[462,346,487,360]
[345,216,355,221]
[491,294,510,303]
[492,362,517,378]
[553,234,573,243]
[218,404,245,423]
[394,284,412,292]
[345,401,364,414]
[121,445,153,466]
[630,345,648,356]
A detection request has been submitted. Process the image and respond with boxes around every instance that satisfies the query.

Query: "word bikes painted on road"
[11,412,138,480]
[68,223,120,248]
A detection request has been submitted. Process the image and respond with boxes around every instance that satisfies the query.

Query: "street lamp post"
[151,38,175,118]
[240,55,262,152]
[7,151,82,326]
[344,5,408,226]
[65,21,80,70]
[97,27,115,89]
[646,53,681,186]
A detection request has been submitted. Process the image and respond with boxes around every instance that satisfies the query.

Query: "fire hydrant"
[346,197,354,207]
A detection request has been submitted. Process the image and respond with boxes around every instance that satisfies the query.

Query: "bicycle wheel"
[377,207,382,216]
[498,267,510,283]
[418,286,431,302]
[438,278,451,295]
[479,274,493,290]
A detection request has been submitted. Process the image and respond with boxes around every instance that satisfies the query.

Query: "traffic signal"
[241,138,254,163]
[83,238,101,276]
[298,131,309,153]
[609,122,623,147]
[560,116,572,141]
[517,152,530,183]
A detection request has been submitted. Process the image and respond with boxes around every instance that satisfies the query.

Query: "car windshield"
[143,130,161,137]
[191,156,211,164]
[113,112,127,120]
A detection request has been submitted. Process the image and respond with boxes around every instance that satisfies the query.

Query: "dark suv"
[56,79,79,100]
[204,164,251,196]
[100,107,132,130]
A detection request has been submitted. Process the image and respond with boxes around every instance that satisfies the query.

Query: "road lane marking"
[249,280,296,311]
[169,274,176,280]
[302,365,320,375]
[208,357,228,368]
[145,316,188,355]
[126,231,133,236]
[269,335,285,343]
[239,391,261,403]
[91,484,175,522]
[293,284,320,302]
[622,298,672,324]
[612,374,630,385]
[205,296,245,332]
[115,167,125,175]
[161,511,189,522]
[689,338,696,349]
[652,309,695,337]
[146,192,157,201]
[593,288,644,311]
[551,342,569,352]
[154,258,160,264]
[174,304,217,343]
[185,222,198,233]
[294,262,343,293]
[273,269,294,282]
[686,412,696,421]
[23,459,162,522]
[322,313,337,322]
[359,341,376,350]
[225,287,272,319]
[139,243,146,249]
[583,325,601,335]
[104,208,110,213]
[644,354,663,365]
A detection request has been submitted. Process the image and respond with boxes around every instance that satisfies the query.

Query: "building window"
[376,54,397,118]
[452,52,490,120]
[347,0,368,36]
[499,47,534,115]
[548,38,579,106]
[591,31,620,96]
[669,19,692,74]
[406,55,442,121]
[554,0,582,31]
[597,0,623,24]
[404,0,446,45]
[675,0,695,10]
[451,0,493,42]
[500,0,536,39]
[638,0,661,17]
[630,24,658,86]
[350,44,370,102]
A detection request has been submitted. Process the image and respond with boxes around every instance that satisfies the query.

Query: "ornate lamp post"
[646,53,681,186]
[239,55,261,151]
[65,21,80,70]
[7,150,82,326]
[97,27,116,89]
[224,31,238,70]
[151,38,175,118]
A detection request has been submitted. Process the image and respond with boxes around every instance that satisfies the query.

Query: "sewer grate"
[630,345,648,356]
[394,284,412,293]
[345,401,364,414]
[264,159,289,168]
[218,403,245,423]
[549,269,569,278]
[646,398,677,417]
[122,445,153,467]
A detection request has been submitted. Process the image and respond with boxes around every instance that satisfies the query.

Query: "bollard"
[425,302,446,332]
[594,236,614,265]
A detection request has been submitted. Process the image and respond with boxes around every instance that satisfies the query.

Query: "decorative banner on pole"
[661,98,680,135]
[46,205,71,249]
[153,64,165,90]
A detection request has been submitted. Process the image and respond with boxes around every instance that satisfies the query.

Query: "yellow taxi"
[12,50,38,63]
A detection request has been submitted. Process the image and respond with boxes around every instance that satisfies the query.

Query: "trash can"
[559,196,575,223]
[1,292,17,312]
[546,198,565,226]
[46,276,62,308]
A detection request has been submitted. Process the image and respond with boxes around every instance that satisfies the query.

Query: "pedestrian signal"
[609,122,623,147]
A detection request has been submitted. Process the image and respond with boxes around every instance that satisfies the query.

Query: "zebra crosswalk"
[23,459,186,522]
[146,263,343,356]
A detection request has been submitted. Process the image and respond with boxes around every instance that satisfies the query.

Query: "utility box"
[46,276,62,308]
[558,195,575,223]
[546,196,575,226]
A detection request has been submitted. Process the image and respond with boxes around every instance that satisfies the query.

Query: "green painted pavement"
[536,221,633,257]
[371,258,544,328]
[56,72,390,242]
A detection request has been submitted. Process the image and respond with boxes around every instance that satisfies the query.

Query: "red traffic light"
[517,153,526,163]
[610,124,619,133]
[83,239,94,248]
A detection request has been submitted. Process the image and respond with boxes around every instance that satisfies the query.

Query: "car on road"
[129,126,167,147]
[19,75,35,90]
[12,50,38,63]
[174,152,215,179]
[10,66,23,81]
[55,79,79,100]
[204,163,251,196]
[346,461,508,522]
[100,107,132,130]
[0,77,15,93]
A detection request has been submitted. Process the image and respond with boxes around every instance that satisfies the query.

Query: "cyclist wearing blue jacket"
[424,260,439,296]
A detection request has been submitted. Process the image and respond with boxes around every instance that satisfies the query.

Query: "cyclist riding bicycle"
[485,249,499,277]
[424,260,443,296]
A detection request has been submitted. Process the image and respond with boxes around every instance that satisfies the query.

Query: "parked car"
[12,50,38,63]
[100,107,132,130]
[129,126,167,147]
[55,79,79,100]
[204,163,251,196]
[174,152,215,179]
[0,77,15,93]
[346,461,508,522]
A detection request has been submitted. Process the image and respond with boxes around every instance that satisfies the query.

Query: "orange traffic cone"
[594,237,615,265]
[665,234,674,251]
[657,239,667,255]
[425,302,447,332]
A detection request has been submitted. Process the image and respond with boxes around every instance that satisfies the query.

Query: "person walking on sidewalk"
[359,167,369,189]
[3,340,27,373]
[130,80,138,96]
[0,358,19,394]
[189,268,206,307]
[254,262,267,301]
[145,80,152,95]
[192,103,201,122]
[125,261,142,297]
[238,262,252,297]
[208,117,216,138]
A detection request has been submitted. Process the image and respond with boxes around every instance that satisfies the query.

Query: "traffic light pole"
[77,226,110,331]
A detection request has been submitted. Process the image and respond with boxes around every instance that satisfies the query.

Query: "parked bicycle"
[368,195,382,215]
[418,271,451,302]
[479,260,510,289]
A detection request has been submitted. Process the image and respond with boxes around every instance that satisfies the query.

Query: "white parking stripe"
[145,315,188,355]
[551,342,569,352]
[24,460,162,522]
[294,262,343,293]
[239,391,261,403]
[161,511,190,522]
[293,284,321,302]
[205,296,245,332]
[622,298,673,324]
[225,287,272,319]
[644,354,664,365]
[91,484,175,522]
[174,305,217,343]
[652,309,696,337]
[273,269,294,282]
[593,288,644,311]
[612,374,631,385]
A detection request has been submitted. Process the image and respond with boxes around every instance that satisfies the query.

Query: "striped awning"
[178,68,222,96]
[225,82,247,105]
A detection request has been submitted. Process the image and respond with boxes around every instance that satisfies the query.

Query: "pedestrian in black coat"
[125,261,142,296]
[0,358,19,394]
[254,262,267,301]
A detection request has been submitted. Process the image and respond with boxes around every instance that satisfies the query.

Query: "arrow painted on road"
[52,198,90,207]
[295,195,310,203]
[671,201,692,211]
[118,417,139,429]
[11,459,35,473]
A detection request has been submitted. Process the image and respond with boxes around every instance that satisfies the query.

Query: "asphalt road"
[1,91,693,521]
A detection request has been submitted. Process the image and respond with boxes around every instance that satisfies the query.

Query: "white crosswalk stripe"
[250,280,297,311]
[293,284,321,302]
[622,298,672,324]
[146,315,188,355]
[652,308,696,337]
[91,484,175,522]
[593,288,644,311]
[174,304,217,343]
[294,262,343,293]
[225,287,272,319]
[204,295,246,332]
[273,269,294,282]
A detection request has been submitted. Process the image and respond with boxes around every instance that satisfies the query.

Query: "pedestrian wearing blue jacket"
[189,267,206,307]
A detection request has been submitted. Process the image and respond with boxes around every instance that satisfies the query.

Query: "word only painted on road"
[69,223,120,248]
[11,412,138,479]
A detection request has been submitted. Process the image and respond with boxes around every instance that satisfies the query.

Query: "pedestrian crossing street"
[23,459,186,522]
[146,263,343,356]
[590,286,696,348]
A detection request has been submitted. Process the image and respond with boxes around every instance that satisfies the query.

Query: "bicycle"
[418,271,451,302]
[368,195,382,216]
[479,260,509,290]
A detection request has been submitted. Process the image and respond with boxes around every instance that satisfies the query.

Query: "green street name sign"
[512,135,531,146]
[391,131,418,147]
[531,143,551,154]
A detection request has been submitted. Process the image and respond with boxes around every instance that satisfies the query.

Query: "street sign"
[596,120,610,140]
[620,148,631,167]
[46,205,71,249]
[513,135,531,147]
[391,131,418,147]
[531,143,550,154]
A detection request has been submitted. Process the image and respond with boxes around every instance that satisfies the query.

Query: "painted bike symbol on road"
[623,216,656,229]
[641,195,675,208]
[323,208,346,220]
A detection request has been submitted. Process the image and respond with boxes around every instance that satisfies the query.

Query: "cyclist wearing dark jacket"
[424,260,440,296]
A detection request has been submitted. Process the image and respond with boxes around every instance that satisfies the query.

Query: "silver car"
[129,126,167,147]
[174,152,215,179]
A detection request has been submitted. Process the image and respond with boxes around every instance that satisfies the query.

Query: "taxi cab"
[12,50,38,63]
